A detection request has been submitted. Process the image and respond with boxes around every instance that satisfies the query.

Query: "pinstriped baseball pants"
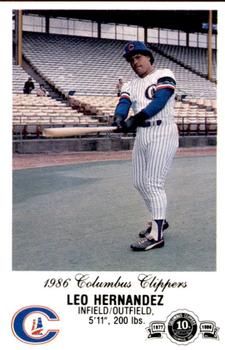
[132,122,179,220]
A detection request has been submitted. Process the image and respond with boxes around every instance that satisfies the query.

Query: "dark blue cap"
[123,41,154,63]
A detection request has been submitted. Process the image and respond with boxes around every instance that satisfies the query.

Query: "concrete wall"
[13,136,216,153]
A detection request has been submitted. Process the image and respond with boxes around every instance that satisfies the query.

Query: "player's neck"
[139,66,155,79]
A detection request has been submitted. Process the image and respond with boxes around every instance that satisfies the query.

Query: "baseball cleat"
[138,220,169,238]
[130,237,164,251]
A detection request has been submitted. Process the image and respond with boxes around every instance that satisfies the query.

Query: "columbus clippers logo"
[11,306,60,344]
[145,84,156,100]
[127,43,134,51]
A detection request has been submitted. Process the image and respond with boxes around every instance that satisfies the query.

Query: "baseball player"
[112,41,179,251]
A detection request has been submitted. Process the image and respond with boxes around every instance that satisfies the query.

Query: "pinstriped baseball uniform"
[121,68,179,220]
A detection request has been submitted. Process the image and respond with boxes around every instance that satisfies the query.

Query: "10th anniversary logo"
[147,309,219,345]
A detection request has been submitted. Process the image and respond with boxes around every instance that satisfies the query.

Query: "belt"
[141,120,162,128]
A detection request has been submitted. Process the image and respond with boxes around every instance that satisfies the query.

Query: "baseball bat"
[42,126,117,137]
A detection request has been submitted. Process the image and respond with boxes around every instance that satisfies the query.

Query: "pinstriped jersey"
[121,68,176,122]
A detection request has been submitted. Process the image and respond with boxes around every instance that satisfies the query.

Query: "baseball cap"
[123,41,154,63]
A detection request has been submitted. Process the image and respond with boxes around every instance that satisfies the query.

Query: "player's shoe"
[138,220,169,238]
[130,237,164,251]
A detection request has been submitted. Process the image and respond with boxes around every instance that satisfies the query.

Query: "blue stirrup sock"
[154,219,164,240]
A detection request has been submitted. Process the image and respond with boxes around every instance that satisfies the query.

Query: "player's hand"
[124,116,138,131]
[112,116,138,133]
[132,111,148,126]
[112,116,126,132]
[123,112,146,132]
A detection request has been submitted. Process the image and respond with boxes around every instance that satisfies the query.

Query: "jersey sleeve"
[114,81,132,118]
[155,69,176,92]
[142,88,174,119]
[120,81,132,101]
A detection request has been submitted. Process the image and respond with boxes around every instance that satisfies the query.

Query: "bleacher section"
[12,93,216,138]
[12,32,217,139]
[69,95,119,118]
[22,32,133,96]
[70,95,217,136]
[174,99,217,135]
[152,43,217,82]
[13,94,102,138]
[22,32,216,99]
[13,62,38,93]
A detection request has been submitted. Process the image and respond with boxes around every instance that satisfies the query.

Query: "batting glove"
[112,115,126,132]
[123,111,147,132]
[132,111,148,126]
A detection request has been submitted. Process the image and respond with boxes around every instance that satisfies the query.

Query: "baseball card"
[0,1,224,349]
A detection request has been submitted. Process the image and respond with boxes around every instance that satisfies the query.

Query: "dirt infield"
[13,146,216,170]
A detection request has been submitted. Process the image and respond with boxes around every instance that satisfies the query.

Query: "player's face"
[129,54,153,78]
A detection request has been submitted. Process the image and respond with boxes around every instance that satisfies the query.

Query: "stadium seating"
[151,43,217,82]
[174,99,217,135]
[13,61,38,93]
[68,95,119,118]
[12,32,217,137]
[22,32,216,99]
[13,94,101,138]
[69,95,217,136]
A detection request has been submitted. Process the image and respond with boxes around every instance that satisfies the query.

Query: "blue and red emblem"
[11,305,60,344]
